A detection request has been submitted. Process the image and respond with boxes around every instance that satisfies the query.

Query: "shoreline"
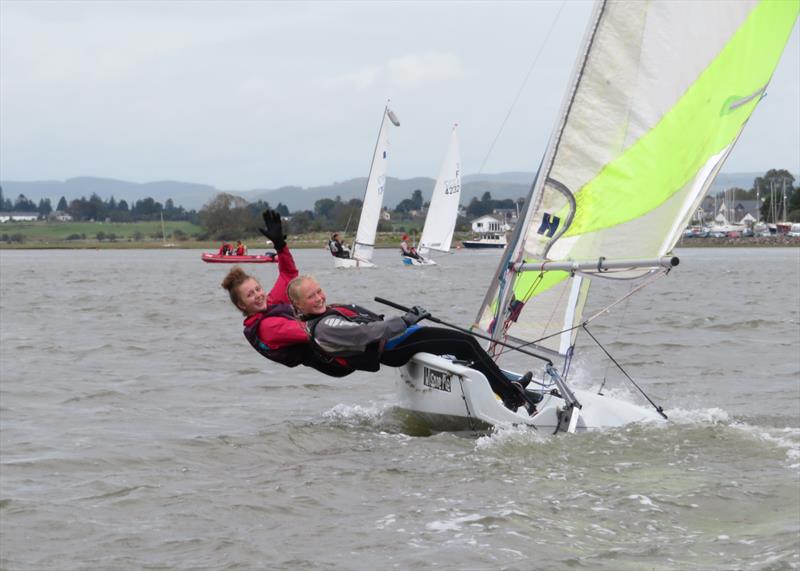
[1,236,799,250]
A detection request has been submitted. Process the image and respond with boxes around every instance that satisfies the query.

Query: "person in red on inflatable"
[218,242,233,255]
[235,240,246,256]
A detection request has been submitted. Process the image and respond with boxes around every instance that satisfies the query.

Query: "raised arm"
[259,209,297,306]
[267,247,298,306]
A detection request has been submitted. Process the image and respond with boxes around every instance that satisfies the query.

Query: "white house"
[471,214,509,233]
[0,211,39,223]
[51,211,73,222]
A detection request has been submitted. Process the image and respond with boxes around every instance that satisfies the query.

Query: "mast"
[756,179,761,224]
[782,178,787,223]
[771,179,776,224]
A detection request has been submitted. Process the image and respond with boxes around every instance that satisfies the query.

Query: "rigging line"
[582,324,667,420]
[476,0,568,175]
[580,267,670,324]
[493,270,546,359]
[493,267,671,354]
[598,285,633,395]
[496,269,569,360]
[342,208,355,238]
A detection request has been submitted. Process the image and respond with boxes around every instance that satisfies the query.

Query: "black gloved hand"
[401,305,430,326]
[259,209,287,252]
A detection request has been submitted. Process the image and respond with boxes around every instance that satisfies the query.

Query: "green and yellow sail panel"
[476,0,798,358]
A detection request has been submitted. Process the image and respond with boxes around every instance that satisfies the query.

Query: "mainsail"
[418,124,462,255]
[476,0,799,359]
[351,104,401,262]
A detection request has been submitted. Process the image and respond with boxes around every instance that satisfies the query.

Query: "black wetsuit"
[329,240,350,259]
[381,327,518,404]
[308,309,523,405]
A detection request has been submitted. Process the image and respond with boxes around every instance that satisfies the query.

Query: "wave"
[322,402,388,427]
[470,404,799,471]
[62,389,124,403]
[730,423,800,469]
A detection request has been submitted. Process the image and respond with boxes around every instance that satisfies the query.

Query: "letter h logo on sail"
[537,213,560,237]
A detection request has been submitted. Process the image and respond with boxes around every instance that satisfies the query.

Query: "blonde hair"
[287,275,317,306]
[221,266,256,314]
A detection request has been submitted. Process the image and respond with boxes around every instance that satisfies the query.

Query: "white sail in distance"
[418,124,462,255]
[351,104,400,262]
[475,0,799,358]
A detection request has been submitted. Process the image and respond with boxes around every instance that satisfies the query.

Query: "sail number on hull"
[423,367,452,392]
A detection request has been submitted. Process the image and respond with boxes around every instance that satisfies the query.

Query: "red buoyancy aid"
[243,304,354,378]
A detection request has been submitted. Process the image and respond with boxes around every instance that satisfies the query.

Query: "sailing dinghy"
[405,124,462,267]
[392,0,798,432]
[336,103,400,269]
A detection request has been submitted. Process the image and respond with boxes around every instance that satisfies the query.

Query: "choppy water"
[1,247,798,571]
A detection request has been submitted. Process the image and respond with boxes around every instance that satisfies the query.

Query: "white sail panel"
[476,0,798,358]
[419,125,461,254]
[352,106,397,262]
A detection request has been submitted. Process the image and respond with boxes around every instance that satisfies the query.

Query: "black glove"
[401,305,430,326]
[259,209,287,252]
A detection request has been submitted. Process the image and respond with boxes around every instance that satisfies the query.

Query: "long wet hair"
[221,266,256,314]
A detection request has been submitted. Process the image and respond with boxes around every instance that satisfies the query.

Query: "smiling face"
[292,278,327,316]
[235,277,267,315]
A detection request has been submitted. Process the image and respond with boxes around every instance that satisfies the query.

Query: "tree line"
[0,186,199,223]
[5,167,794,241]
[199,190,522,239]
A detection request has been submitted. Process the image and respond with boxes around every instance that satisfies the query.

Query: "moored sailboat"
[391,0,799,432]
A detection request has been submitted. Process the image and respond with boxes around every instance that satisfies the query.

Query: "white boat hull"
[334,257,376,269]
[401,257,437,266]
[461,239,506,249]
[395,353,665,432]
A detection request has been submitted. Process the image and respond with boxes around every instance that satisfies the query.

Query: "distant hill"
[0,173,534,211]
[1,171,793,212]
[237,175,532,212]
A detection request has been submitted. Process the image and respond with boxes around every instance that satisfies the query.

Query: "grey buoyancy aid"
[305,304,387,372]
[244,304,354,378]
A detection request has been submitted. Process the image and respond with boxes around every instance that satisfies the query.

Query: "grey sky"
[1,1,798,190]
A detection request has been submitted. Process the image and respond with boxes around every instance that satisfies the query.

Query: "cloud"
[323,66,382,92]
[388,52,464,88]
[322,52,463,93]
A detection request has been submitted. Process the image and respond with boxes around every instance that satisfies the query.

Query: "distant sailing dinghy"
[393,0,798,432]
[405,124,462,267]
[336,103,400,269]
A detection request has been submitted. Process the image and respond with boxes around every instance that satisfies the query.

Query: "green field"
[0,220,474,250]
[0,220,204,248]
